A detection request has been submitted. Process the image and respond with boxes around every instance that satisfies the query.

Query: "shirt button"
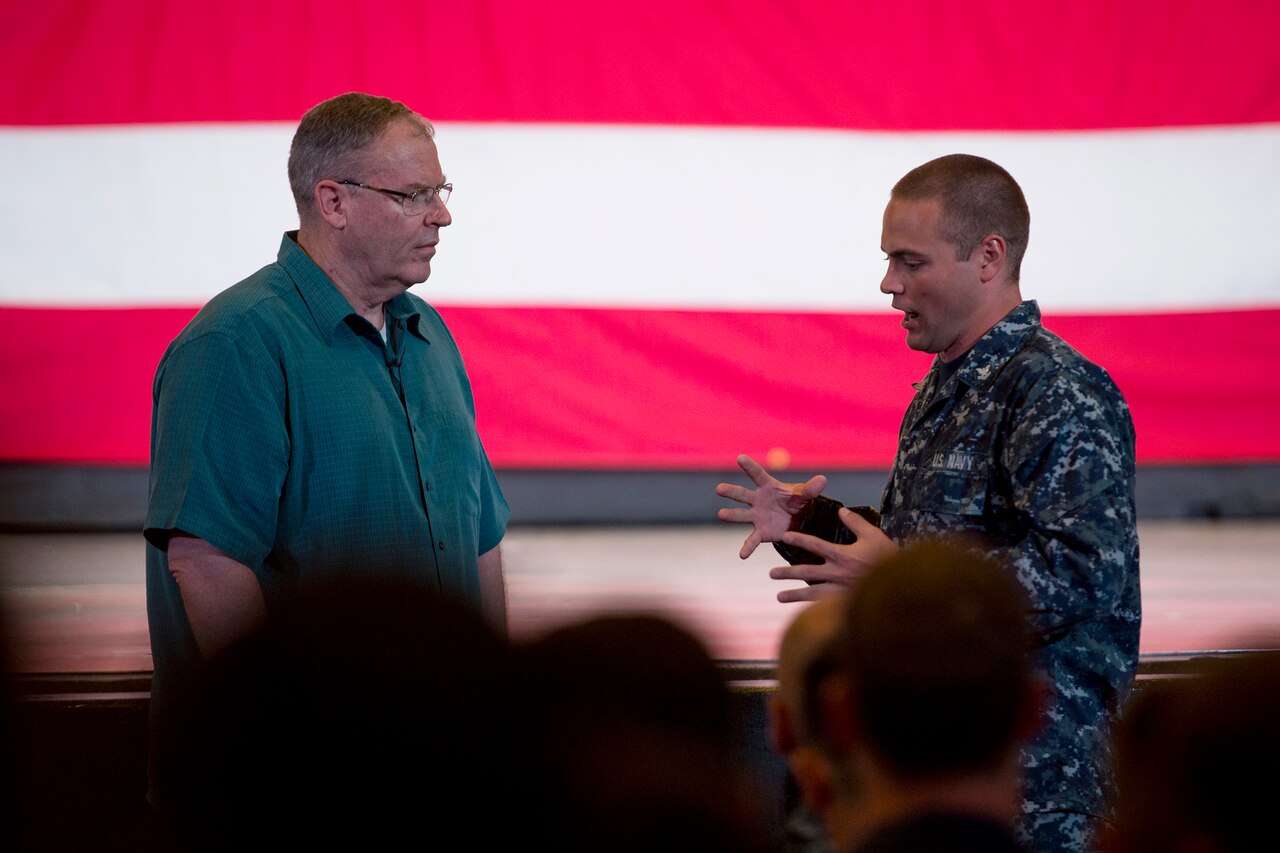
[425,481,431,491]
[438,541,446,551]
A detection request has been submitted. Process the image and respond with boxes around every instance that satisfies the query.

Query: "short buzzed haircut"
[892,154,1031,282]
[287,92,433,218]
[831,538,1036,776]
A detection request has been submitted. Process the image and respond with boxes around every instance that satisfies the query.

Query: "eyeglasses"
[337,179,452,214]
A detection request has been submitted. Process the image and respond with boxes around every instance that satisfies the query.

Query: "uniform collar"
[916,300,1041,395]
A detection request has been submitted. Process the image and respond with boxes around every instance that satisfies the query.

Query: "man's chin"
[402,263,432,287]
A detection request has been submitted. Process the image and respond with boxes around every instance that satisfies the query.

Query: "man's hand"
[716,454,829,559]
[768,508,899,602]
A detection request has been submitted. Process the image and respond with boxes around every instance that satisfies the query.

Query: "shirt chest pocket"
[905,450,991,518]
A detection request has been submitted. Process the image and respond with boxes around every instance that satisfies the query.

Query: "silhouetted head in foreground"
[830,539,1038,777]
[180,576,526,850]
[519,612,774,852]
[1105,648,1280,853]
[806,539,1044,852]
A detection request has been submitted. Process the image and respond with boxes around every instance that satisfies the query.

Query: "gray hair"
[287,92,434,219]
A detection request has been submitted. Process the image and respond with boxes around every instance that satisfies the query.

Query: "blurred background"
[1,1,1278,670]
[1,8,1277,847]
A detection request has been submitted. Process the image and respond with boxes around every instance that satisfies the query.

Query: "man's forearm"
[167,534,267,659]
[478,544,508,637]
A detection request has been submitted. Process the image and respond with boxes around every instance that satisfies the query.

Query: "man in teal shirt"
[144,92,509,817]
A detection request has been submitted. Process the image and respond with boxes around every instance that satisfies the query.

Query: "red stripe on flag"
[3,1,1279,129]
[2,306,1275,467]
[0,307,196,465]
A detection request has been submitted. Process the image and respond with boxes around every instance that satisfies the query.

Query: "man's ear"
[976,233,1008,283]
[312,180,349,229]
[790,745,835,813]
[768,693,797,755]
[818,674,861,755]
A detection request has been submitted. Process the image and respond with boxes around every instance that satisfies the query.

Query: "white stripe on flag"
[3,121,1279,311]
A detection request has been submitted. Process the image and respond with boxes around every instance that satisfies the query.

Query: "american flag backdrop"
[2,1,1278,473]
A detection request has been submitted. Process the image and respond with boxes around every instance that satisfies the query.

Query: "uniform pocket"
[908,451,991,518]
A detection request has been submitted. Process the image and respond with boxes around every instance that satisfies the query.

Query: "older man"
[718,154,1141,853]
[144,92,509,818]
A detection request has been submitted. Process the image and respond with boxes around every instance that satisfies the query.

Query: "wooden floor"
[2,520,1279,675]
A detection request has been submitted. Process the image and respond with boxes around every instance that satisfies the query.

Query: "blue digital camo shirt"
[783,300,1140,847]
[879,300,1140,827]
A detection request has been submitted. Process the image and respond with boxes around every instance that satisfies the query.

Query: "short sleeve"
[475,450,510,556]
[144,330,289,570]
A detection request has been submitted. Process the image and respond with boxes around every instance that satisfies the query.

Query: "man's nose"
[426,197,452,227]
[880,270,902,294]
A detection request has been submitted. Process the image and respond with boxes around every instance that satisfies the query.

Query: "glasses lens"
[403,185,451,215]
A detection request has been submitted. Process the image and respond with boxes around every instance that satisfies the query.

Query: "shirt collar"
[917,300,1042,394]
[278,231,426,345]
[386,295,427,343]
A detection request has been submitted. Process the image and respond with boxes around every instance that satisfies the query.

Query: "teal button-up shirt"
[144,233,508,808]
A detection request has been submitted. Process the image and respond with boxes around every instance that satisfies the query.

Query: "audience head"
[771,594,851,844]
[772,594,846,755]
[519,612,774,852]
[823,538,1040,781]
[1107,648,1280,853]
[181,575,525,849]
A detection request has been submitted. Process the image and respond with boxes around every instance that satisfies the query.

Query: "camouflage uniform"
[787,301,1141,853]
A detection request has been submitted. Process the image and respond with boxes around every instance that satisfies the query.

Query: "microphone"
[386,318,404,369]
